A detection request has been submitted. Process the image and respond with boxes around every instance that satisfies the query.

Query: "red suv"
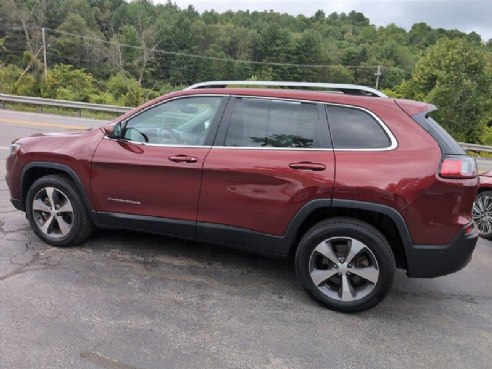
[5,81,479,312]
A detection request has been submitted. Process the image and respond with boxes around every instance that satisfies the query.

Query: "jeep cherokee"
[5,81,479,312]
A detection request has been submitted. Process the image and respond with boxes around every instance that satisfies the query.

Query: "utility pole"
[41,27,48,77]
[375,65,381,90]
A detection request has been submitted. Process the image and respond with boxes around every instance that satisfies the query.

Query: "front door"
[91,95,227,235]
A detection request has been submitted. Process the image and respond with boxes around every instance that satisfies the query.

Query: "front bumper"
[406,222,478,278]
[10,198,24,211]
[6,150,22,204]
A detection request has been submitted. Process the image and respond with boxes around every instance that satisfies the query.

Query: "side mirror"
[104,122,122,139]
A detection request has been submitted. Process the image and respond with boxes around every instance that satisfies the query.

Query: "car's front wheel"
[472,190,492,240]
[26,174,94,246]
[295,217,395,313]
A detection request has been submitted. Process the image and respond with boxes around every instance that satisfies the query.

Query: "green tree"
[408,22,437,49]
[397,38,492,142]
[0,64,38,95]
[105,72,158,106]
[41,64,96,101]
[293,30,324,81]
[0,37,6,67]
[50,14,106,71]
[380,67,410,89]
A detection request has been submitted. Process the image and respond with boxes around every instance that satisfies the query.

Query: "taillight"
[439,156,477,179]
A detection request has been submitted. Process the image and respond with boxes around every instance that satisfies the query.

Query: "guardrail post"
[77,109,82,117]
[0,99,4,109]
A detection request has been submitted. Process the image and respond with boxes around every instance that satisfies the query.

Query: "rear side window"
[412,112,465,155]
[224,98,319,148]
[326,105,391,149]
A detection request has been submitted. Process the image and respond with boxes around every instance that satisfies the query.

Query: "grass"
[467,150,492,159]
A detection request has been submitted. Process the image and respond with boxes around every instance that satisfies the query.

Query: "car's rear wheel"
[26,174,94,246]
[295,217,395,313]
[472,191,492,240]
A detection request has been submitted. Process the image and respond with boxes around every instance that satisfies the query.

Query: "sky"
[167,0,492,41]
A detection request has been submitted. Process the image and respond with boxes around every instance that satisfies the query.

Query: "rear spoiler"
[394,99,436,116]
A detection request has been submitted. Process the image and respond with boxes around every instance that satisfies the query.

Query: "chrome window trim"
[102,136,211,149]
[108,93,397,151]
[325,103,398,152]
[212,95,398,152]
[212,146,334,152]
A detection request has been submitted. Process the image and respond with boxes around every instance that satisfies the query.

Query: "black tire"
[295,217,395,313]
[25,174,94,246]
[473,191,492,240]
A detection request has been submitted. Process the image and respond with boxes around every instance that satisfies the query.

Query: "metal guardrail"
[2,93,492,153]
[0,93,132,116]
[459,143,492,154]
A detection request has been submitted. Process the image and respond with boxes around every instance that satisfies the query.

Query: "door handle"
[169,155,198,163]
[289,162,326,171]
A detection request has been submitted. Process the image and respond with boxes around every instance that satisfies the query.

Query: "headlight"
[9,143,22,157]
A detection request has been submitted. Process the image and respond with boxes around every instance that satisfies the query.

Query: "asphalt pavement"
[0,110,491,369]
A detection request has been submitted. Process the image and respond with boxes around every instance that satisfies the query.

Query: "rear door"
[197,96,335,253]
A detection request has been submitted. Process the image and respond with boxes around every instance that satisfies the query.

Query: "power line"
[45,51,102,64]
[41,27,385,70]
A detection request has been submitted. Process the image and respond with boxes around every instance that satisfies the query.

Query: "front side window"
[224,98,319,148]
[326,105,392,149]
[123,96,223,145]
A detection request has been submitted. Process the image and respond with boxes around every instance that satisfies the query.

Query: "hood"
[29,128,94,138]
[15,128,95,145]
[14,126,104,161]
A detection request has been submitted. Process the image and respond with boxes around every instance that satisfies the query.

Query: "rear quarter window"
[326,105,392,149]
[411,112,465,155]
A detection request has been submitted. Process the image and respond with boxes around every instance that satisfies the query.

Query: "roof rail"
[184,81,387,97]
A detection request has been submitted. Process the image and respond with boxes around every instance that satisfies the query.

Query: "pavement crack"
[114,257,230,289]
[98,249,274,290]
[0,253,43,281]
[0,245,64,281]
[0,223,32,235]
[80,352,147,369]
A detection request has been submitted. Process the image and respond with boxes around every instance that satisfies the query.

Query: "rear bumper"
[406,222,478,278]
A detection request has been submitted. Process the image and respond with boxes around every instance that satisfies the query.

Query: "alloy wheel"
[32,187,74,239]
[309,237,379,302]
[472,194,492,236]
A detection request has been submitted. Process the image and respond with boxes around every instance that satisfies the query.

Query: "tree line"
[0,0,491,143]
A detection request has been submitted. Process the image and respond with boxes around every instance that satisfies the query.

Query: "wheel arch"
[477,186,492,194]
[284,199,413,269]
[20,162,97,222]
